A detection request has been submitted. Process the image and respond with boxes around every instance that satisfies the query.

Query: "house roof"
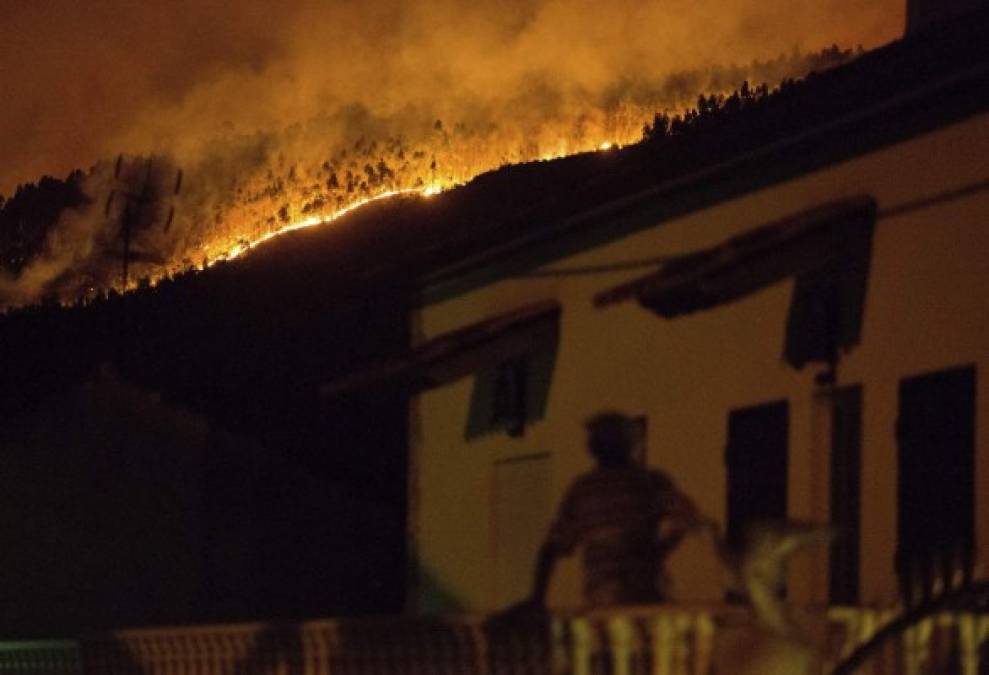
[399,6,989,305]
[593,196,875,312]
[320,300,560,397]
[594,195,878,368]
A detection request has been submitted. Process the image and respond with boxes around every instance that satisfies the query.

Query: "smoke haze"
[0,1,903,306]
[1,0,901,194]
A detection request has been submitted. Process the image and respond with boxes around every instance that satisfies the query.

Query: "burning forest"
[2,0,987,649]
[0,47,863,308]
[0,0,902,310]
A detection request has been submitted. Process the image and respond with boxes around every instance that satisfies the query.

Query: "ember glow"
[210,134,622,265]
[218,187,438,263]
[199,131,630,268]
[97,110,651,289]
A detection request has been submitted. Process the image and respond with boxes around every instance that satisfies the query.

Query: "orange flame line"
[216,186,440,264]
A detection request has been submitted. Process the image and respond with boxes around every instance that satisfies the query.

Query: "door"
[896,365,975,600]
[830,385,862,605]
[492,453,553,607]
[725,400,790,550]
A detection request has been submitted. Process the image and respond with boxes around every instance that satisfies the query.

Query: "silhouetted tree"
[0,172,87,275]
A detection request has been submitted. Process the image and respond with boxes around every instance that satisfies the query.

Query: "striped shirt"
[546,465,694,607]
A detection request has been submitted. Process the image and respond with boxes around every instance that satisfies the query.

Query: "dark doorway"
[829,385,862,605]
[725,400,790,551]
[896,365,975,601]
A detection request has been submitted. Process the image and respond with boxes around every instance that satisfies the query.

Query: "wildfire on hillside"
[161,51,861,268]
[0,47,862,308]
[195,123,634,268]
[219,187,440,263]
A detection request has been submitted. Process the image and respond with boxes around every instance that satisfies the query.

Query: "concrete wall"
[410,112,989,613]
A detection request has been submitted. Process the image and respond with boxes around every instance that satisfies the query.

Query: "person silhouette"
[515,411,705,611]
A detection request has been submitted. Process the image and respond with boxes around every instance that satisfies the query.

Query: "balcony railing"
[1,605,987,675]
[0,639,81,675]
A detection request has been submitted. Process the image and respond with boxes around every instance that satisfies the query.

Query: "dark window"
[896,365,976,602]
[829,385,862,605]
[466,342,557,439]
[783,212,874,369]
[725,400,790,551]
[725,400,789,602]
[491,357,528,437]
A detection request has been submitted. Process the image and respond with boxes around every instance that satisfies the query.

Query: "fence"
[2,605,987,675]
[0,640,81,675]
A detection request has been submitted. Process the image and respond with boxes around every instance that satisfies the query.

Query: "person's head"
[585,411,635,467]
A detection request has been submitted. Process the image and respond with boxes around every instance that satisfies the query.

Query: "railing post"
[570,618,594,675]
[902,616,933,675]
[650,613,674,675]
[606,615,635,675]
[691,612,714,675]
[978,617,989,675]
[955,613,978,675]
[550,617,569,675]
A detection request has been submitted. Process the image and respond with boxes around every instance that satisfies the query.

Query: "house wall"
[410,112,989,613]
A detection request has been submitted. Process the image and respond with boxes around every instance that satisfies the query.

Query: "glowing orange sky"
[0,0,903,196]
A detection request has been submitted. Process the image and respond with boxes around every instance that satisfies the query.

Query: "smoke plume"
[0,0,903,305]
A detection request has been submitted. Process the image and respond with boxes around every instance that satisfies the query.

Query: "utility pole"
[104,155,182,290]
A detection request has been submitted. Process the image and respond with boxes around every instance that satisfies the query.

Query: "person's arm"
[501,489,578,615]
[484,539,562,630]
[529,541,563,606]
[486,536,565,624]
[654,473,711,552]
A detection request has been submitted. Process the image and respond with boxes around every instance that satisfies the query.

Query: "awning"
[320,300,561,397]
[594,196,877,367]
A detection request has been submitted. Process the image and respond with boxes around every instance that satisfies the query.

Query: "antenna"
[104,155,183,290]
[165,169,182,232]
